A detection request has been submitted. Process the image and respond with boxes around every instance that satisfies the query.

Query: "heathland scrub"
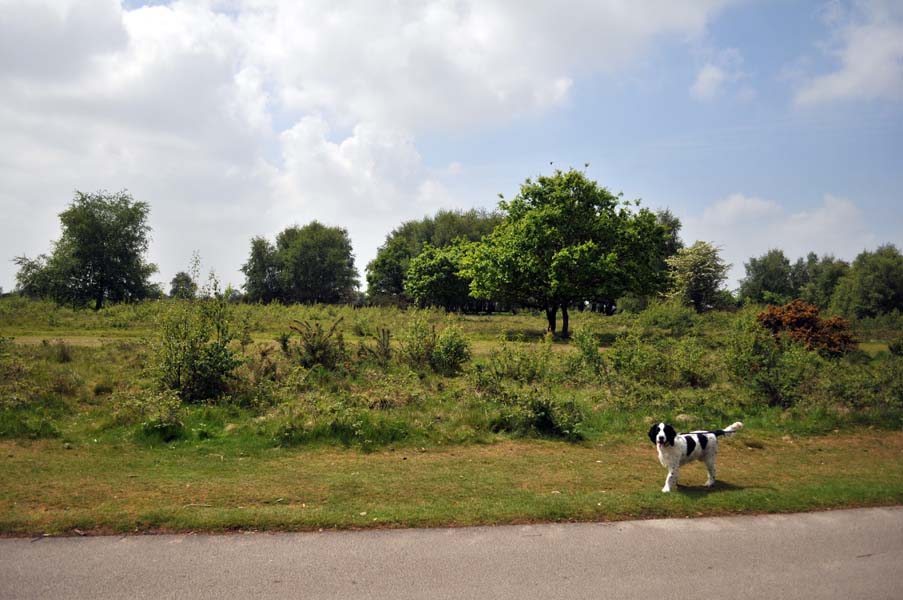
[1,297,902,534]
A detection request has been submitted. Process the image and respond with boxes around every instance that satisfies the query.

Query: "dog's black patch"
[697,433,708,449]
[664,424,677,446]
[685,435,696,456]
[648,424,660,445]
[713,429,726,437]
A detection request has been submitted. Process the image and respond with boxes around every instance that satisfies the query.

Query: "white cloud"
[0,0,735,291]
[683,193,877,287]
[794,1,903,105]
[690,47,748,101]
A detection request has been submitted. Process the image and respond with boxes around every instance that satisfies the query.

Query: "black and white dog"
[647,421,744,493]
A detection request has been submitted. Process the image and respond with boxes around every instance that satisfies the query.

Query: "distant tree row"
[13,182,903,331]
[738,246,903,319]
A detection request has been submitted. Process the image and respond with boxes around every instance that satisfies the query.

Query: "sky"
[1,0,902,294]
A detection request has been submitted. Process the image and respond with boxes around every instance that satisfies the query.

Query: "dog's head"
[647,422,676,447]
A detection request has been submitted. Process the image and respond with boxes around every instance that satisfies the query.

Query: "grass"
[1,296,902,535]
[2,430,902,536]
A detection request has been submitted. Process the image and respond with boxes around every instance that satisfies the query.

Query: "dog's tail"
[713,422,743,437]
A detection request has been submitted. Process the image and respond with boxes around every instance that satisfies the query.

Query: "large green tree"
[366,209,502,304]
[829,244,903,318]
[14,190,157,310]
[466,169,669,336]
[666,241,731,312]
[242,222,359,304]
[403,242,472,311]
[792,252,850,309]
[738,249,795,304]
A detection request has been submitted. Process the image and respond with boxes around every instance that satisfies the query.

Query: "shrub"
[471,335,555,394]
[431,325,471,375]
[568,327,607,380]
[637,299,697,337]
[269,402,411,451]
[285,318,347,370]
[725,314,820,408]
[757,300,857,357]
[357,327,393,367]
[888,338,903,357]
[491,387,585,441]
[398,313,436,370]
[608,332,671,386]
[148,295,244,403]
[670,337,717,388]
[111,389,185,441]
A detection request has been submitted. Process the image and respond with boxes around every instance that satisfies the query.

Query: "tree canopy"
[14,190,157,310]
[404,242,472,311]
[169,271,197,299]
[466,169,670,336]
[829,244,903,318]
[666,241,731,312]
[366,209,502,304]
[241,221,359,304]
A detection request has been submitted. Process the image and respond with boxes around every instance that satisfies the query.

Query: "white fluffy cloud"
[0,0,734,291]
[683,193,877,287]
[795,0,903,105]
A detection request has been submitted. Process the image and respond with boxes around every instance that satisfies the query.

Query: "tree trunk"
[561,304,570,338]
[545,306,557,333]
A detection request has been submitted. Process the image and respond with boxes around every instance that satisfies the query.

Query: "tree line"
[12,172,903,334]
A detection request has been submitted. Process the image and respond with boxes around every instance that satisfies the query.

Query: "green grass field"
[1,297,901,535]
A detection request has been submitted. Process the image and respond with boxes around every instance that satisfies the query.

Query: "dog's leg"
[704,454,716,487]
[663,467,679,493]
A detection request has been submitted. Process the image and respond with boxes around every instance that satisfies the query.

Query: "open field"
[1,297,901,534]
[3,432,903,535]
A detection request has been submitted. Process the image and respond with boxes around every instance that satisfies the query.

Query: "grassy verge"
[3,430,902,536]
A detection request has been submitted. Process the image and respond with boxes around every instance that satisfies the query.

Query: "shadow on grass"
[675,481,775,497]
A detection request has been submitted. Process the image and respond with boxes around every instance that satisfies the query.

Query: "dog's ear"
[664,424,677,446]
[647,424,659,444]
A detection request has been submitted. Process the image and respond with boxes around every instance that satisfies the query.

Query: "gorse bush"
[757,299,857,357]
[284,318,347,369]
[398,313,436,370]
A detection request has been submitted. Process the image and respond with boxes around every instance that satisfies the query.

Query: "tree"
[169,271,197,299]
[829,244,903,318]
[738,249,795,304]
[466,169,669,336]
[240,237,281,303]
[666,241,731,312]
[14,190,157,310]
[404,243,472,310]
[366,209,502,304]
[792,253,849,309]
[241,222,359,304]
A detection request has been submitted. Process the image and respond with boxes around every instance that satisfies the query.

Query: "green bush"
[431,325,471,375]
[491,387,585,441]
[724,314,820,408]
[268,402,411,451]
[889,338,903,357]
[670,336,717,388]
[398,313,436,370]
[637,299,697,337]
[569,327,606,379]
[284,318,347,370]
[471,335,555,394]
[148,296,244,403]
[609,332,671,385]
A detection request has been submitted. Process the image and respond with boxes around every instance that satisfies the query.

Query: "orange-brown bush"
[757,299,856,357]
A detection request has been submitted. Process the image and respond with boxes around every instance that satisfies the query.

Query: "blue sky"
[1,0,901,293]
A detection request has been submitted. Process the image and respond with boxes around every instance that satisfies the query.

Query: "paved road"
[2,507,902,599]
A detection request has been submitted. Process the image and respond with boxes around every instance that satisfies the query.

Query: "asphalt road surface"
[2,507,902,599]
